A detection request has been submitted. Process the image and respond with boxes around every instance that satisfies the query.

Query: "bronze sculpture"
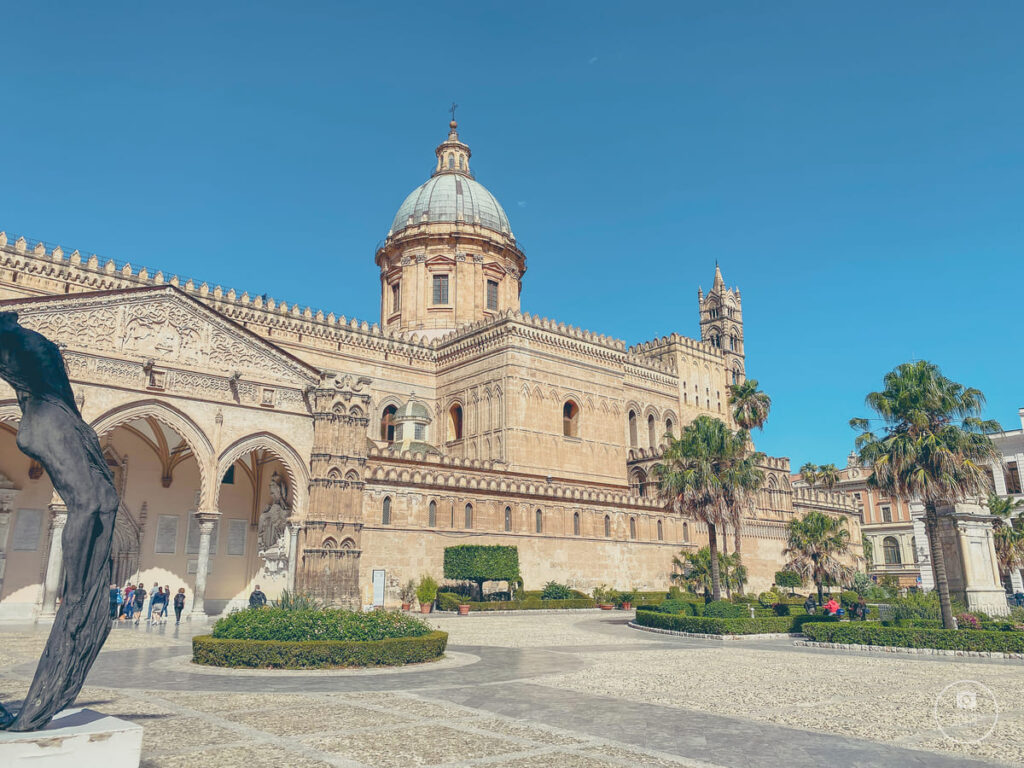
[0,311,119,731]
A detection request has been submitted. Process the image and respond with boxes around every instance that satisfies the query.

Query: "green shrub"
[616,588,638,606]
[635,611,838,635]
[416,575,438,605]
[758,591,780,607]
[540,581,574,600]
[802,622,1024,653]
[436,592,465,612]
[592,585,617,604]
[890,590,966,621]
[639,598,701,616]
[443,545,520,596]
[460,597,595,611]
[193,631,448,668]
[839,590,860,610]
[272,590,326,611]
[774,570,803,591]
[704,600,747,619]
[211,608,433,642]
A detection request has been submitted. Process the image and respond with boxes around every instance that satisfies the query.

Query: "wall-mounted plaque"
[154,515,178,555]
[11,509,42,551]
[226,518,247,556]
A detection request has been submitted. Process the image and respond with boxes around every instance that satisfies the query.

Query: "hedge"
[439,596,595,612]
[802,622,1024,653]
[192,631,449,668]
[443,545,520,586]
[211,607,433,642]
[634,611,838,635]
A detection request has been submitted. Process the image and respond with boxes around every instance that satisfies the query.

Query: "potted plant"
[618,588,637,611]
[399,580,416,611]
[593,585,616,610]
[458,602,471,616]
[416,575,438,614]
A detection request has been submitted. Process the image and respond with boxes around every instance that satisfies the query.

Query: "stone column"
[40,495,69,617]
[189,512,217,619]
[286,523,301,593]
[0,506,12,599]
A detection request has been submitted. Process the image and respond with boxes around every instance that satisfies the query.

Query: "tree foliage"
[851,360,999,629]
[783,510,852,605]
[728,378,772,431]
[443,545,520,593]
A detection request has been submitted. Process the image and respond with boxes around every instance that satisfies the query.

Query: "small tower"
[698,263,745,384]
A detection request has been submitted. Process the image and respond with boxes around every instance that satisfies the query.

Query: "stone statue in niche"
[257,470,290,575]
[0,312,119,731]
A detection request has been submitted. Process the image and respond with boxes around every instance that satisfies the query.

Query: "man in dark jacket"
[133,585,147,625]
[249,585,267,609]
[803,595,816,615]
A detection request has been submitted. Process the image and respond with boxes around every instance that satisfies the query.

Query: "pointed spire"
[434,116,473,178]
[712,262,725,292]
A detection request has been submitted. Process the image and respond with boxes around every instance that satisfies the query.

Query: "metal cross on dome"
[449,102,458,122]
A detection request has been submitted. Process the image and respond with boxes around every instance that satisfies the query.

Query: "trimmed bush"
[758,591,780,608]
[457,597,595,611]
[211,607,433,642]
[704,600,747,618]
[443,545,520,596]
[635,611,838,635]
[193,631,448,668]
[437,592,465,612]
[774,570,803,591]
[802,622,1024,653]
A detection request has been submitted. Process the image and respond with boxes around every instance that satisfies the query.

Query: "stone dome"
[389,173,512,238]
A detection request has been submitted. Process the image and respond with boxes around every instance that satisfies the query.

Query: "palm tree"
[726,380,771,564]
[653,415,746,601]
[783,509,853,605]
[671,546,747,599]
[988,494,1024,583]
[851,360,999,629]
[721,436,765,591]
[799,462,819,487]
[728,379,772,431]
[817,463,840,491]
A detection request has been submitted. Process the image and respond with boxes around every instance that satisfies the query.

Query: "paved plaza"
[1,612,1022,767]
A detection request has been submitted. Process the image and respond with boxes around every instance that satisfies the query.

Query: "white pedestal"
[0,708,142,767]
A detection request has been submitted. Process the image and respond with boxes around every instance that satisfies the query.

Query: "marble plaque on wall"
[186,559,214,575]
[154,515,178,554]
[226,519,247,556]
[11,509,42,551]
[185,515,219,556]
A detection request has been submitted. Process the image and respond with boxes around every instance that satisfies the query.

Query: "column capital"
[194,509,220,523]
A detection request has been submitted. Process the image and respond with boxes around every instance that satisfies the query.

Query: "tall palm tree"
[817,463,840,491]
[851,360,999,629]
[988,494,1024,583]
[670,547,746,599]
[726,380,771,563]
[653,415,746,601]
[728,379,772,431]
[721,436,765,592]
[799,462,819,487]
[783,509,852,605]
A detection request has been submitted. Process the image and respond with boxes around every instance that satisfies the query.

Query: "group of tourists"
[802,594,870,620]
[109,582,187,625]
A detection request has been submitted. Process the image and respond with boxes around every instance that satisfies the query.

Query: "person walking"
[857,597,869,621]
[823,597,840,616]
[163,585,172,624]
[803,595,816,615]
[146,581,160,622]
[173,587,186,624]
[133,584,147,625]
[249,584,267,609]
[150,587,165,625]
[123,584,135,621]
[109,584,121,621]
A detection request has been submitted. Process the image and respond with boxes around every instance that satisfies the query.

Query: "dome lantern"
[434,121,472,177]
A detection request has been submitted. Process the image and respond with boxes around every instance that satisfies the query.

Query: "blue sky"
[2,3,1022,468]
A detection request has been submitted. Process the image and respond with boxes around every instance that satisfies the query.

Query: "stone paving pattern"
[0,612,1020,767]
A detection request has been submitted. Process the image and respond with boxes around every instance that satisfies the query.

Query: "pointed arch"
[214,431,309,516]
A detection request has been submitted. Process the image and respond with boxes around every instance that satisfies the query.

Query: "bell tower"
[698,263,745,384]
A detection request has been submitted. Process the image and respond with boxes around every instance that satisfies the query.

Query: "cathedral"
[0,121,861,618]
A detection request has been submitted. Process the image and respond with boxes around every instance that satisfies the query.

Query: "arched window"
[665,418,673,438]
[657,519,664,541]
[448,404,463,441]
[504,506,512,532]
[647,414,656,449]
[380,405,397,443]
[459,155,465,169]
[465,503,473,529]
[628,410,638,447]
[883,536,902,565]
[683,522,689,542]
[382,497,392,525]
[732,369,741,385]
[428,500,437,527]
[730,335,737,351]
[573,511,580,535]
[629,517,637,539]
[322,537,337,549]
[604,515,611,537]
[630,468,647,497]
[563,400,580,437]
[535,509,543,533]
[447,154,454,168]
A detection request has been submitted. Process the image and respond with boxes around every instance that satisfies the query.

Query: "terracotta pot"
[599,604,613,610]
[458,604,471,616]
[621,602,632,611]
[420,604,432,614]
[401,602,411,611]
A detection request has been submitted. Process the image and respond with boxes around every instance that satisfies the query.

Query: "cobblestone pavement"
[0,613,1020,767]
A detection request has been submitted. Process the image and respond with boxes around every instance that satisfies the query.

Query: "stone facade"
[0,123,862,617]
